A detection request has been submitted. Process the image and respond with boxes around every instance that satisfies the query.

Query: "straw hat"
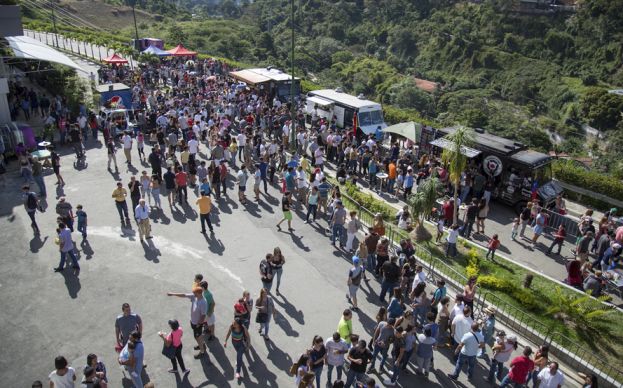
[484,307,496,315]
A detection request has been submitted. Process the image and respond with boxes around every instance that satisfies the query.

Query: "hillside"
[20,0,623,175]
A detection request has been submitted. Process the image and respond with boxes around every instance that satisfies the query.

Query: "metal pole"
[132,5,139,41]
[289,0,296,153]
[51,7,59,48]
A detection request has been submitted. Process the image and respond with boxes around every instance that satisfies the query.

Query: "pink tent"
[167,45,197,57]
[102,53,128,64]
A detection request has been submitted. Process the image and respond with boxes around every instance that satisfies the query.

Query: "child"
[436,217,444,244]
[510,217,520,241]
[76,205,88,240]
[136,132,145,161]
[486,234,500,260]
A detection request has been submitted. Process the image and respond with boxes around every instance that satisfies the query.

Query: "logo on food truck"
[483,155,503,177]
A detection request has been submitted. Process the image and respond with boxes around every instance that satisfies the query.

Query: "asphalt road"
[0,138,582,387]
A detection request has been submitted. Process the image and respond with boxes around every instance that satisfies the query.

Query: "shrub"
[553,159,623,202]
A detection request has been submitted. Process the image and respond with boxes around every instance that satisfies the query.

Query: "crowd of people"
[13,55,607,388]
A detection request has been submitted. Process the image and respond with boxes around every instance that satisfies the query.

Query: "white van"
[306,89,387,134]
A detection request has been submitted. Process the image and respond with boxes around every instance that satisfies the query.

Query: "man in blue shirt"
[259,158,269,194]
[285,167,296,194]
[403,168,415,200]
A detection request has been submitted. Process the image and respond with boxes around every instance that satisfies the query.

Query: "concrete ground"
[0,138,584,387]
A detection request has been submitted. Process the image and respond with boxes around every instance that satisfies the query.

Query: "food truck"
[429,126,563,212]
[305,88,387,135]
[229,67,300,102]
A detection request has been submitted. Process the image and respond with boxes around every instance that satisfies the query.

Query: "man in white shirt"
[451,306,473,346]
[449,294,465,322]
[122,131,133,166]
[325,332,349,384]
[135,199,151,242]
[537,362,565,388]
[188,136,199,157]
[237,132,246,162]
[448,322,484,380]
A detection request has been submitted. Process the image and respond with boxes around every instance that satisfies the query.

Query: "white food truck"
[305,88,387,134]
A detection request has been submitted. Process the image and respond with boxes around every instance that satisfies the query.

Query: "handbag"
[161,343,176,360]
[255,312,268,323]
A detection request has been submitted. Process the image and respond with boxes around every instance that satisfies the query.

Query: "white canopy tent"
[4,35,83,72]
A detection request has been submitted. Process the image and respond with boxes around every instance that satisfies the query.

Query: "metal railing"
[540,207,580,242]
[336,186,622,387]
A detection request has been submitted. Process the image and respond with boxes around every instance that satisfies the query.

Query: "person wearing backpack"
[259,254,274,292]
[346,256,364,311]
[22,185,40,234]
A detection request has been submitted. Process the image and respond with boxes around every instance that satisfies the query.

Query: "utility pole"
[131,1,139,41]
[289,0,296,153]
[51,6,59,48]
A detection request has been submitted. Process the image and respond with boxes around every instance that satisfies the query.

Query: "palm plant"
[546,287,614,335]
[440,125,473,225]
[408,177,442,242]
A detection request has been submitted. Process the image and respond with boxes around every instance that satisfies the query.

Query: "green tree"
[409,177,442,242]
[167,24,188,46]
[580,88,623,131]
[441,126,474,224]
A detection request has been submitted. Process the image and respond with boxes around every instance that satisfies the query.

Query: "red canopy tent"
[167,45,197,57]
[102,53,128,64]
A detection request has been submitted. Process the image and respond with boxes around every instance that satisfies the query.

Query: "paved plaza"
[0,141,582,387]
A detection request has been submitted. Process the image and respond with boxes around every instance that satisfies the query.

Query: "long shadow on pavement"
[273,292,305,325]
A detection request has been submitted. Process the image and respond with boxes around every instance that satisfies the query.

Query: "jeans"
[33,175,46,197]
[312,365,323,388]
[548,239,563,254]
[327,364,343,383]
[306,204,317,222]
[415,355,431,374]
[200,213,213,232]
[344,369,365,388]
[77,222,87,238]
[488,359,504,381]
[462,220,475,238]
[259,320,270,336]
[152,188,161,208]
[446,242,457,257]
[129,368,143,388]
[273,267,283,290]
[177,185,188,204]
[170,344,186,371]
[390,360,401,382]
[367,253,377,273]
[379,280,398,302]
[262,280,273,292]
[460,186,470,204]
[369,344,388,370]
[22,168,33,183]
[402,349,414,370]
[27,210,39,231]
[59,250,80,269]
[233,340,245,373]
[387,178,395,193]
[499,373,523,388]
[115,201,129,220]
[452,353,476,378]
[331,223,345,245]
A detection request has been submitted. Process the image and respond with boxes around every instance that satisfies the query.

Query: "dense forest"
[25,0,623,175]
